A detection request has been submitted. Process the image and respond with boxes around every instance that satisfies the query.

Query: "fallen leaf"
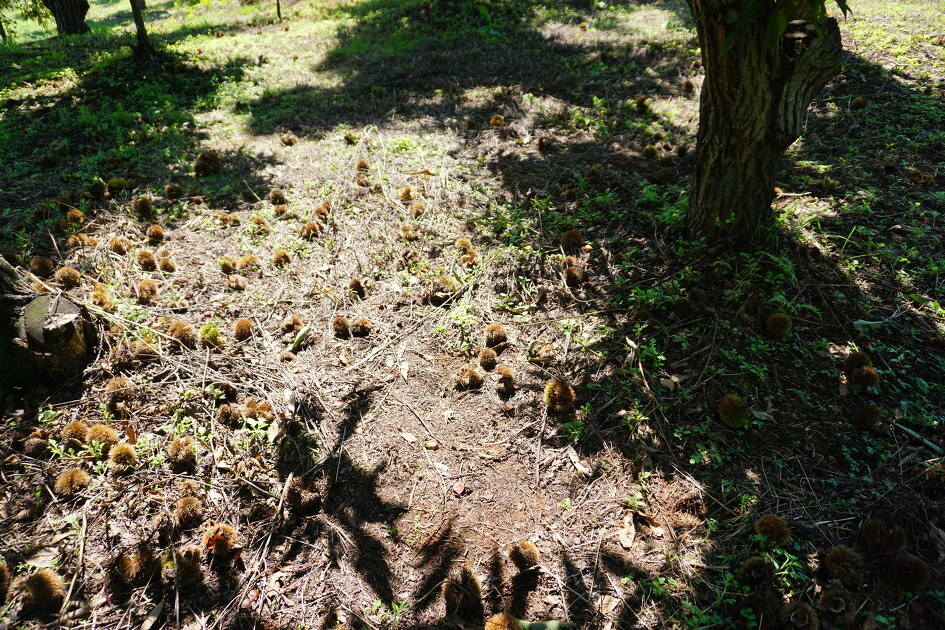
[566,446,592,475]
[400,432,417,443]
[400,361,409,380]
[618,514,636,549]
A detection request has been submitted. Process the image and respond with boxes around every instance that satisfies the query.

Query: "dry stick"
[60,500,89,621]
[534,407,549,486]
[391,396,438,441]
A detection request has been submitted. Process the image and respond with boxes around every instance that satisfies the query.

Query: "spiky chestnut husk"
[62,420,89,444]
[562,187,578,200]
[718,394,749,429]
[273,203,288,217]
[314,201,331,221]
[165,183,183,199]
[108,442,137,472]
[281,314,303,334]
[409,200,425,217]
[332,316,351,338]
[174,496,204,528]
[779,601,820,630]
[823,546,865,589]
[544,378,576,413]
[286,477,321,513]
[108,237,131,255]
[688,288,707,303]
[162,545,203,587]
[88,423,119,449]
[66,234,97,250]
[478,348,497,371]
[202,523,238,555]
[489,115,505,128]
[461,250,480,268]
[233,318,253,341]
[158,257,176,273]
[63,207,83,224]
[168,321,197,348]
[754,514,791,546]
[268,189,286,205]
[738,556,774,586]
[401,224,421,242]
[853,403,884,435]
[750,588,781,620]
[443,566,483,619]
[889,553,930,590]
[132,197,154,217]
[350,317,372,337]
[28,257,54,277]
[55,467,91,496]
[105,376,134,409]
[560,229,583,249]
[456,367,485,390]
[850,367,880,388]
[273,250,291,267]
[300,220,323,239]
[218,256,235,274]
[137,279,158,303]
[107,177,130,195]
[0,557,9,602]
[485,324,508,347]
[241,396,275,421]
[235,255,259,271]
[12,568,65,613]
[496,365,515,392]
[225,275,246,291]
[584,166,602,183]
[88,179,107,198]
[860,518,907,553]
[766,313,793,338]
[193,150,222,176]
[843,350,872,373]
[563,266,584,287]
[144,224,163,244]
[455,237,473,252]
[281,132,297,146]
[355,159,369,171]
[137,250,157,271]
[166,436,197,468]
[348,277,365,298]
[508,540,540,572]
[643,145,659,160]
[818,585,857,625]
[115,545,157,586]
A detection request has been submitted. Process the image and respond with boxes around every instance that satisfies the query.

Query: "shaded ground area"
[0,1,943,629]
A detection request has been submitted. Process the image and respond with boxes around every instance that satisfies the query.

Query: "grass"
[1,0,943,629]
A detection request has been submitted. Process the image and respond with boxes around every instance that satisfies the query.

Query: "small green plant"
[562,419,585,441]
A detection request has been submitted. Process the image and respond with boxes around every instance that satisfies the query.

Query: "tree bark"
[128,0,153,58]
[0,258,95,386]
[684,1,841,240]
[41,0,90,35]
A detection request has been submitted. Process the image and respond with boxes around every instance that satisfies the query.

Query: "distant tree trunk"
[128,0,153,57]
[684,2,842,240]
[0,19,7,43]
[41,0,90,35]
[0,258,95,386]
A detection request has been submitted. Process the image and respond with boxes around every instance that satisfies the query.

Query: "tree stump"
[0,258,95,385]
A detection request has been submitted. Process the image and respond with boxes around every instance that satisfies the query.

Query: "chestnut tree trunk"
[41,0,89,35]
[684,1,842,240]
[128,0,153,57]
[0,257,95,385]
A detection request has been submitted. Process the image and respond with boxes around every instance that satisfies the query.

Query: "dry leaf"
[566,446,592,475]
[618,514,636,549]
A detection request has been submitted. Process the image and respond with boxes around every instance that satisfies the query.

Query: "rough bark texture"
[128,0,153,57]
[0,257,95,385]
[41,0,90,35]
[685,1,842,240]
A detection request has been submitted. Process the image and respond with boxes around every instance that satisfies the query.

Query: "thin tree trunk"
[0,258,95,385]
[684,2,841,240]
[129,0,153,57]
[41,0,90,35]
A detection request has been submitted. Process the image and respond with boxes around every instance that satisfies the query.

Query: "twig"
[534,407,549,486]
